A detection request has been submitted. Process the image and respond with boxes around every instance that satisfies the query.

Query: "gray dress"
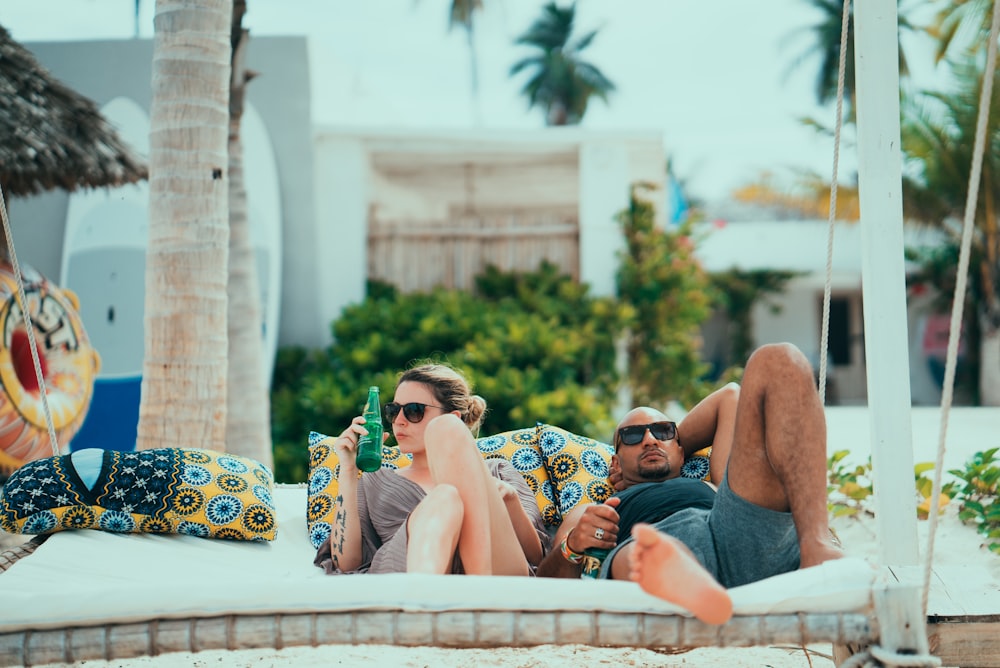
[314,458,550,574]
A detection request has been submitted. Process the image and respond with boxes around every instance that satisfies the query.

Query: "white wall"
[578,141,630,297]
[312,135,369,347]
[753,283,822,365]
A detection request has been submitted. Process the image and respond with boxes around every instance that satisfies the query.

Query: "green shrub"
[827,450,873,518]
[949,447,1000,554]
[616,184,715,408]
[270,265,628,482]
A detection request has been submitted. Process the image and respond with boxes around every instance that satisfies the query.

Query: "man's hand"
[609,458,626,492]
[566,497,622,553]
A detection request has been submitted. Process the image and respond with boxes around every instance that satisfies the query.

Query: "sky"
[0,0,952,204]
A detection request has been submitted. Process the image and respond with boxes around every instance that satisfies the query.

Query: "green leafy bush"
[949,447,1000,554]
[616,184,714,408]
[827,450,873,518]
[270,264,628,482]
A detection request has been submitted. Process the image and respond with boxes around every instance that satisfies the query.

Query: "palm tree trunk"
[138,0,233,451]
[226,3,273,467]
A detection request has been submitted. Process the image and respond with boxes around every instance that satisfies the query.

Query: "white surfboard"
[60,96,149,453]
[60,97,283,452]
[242,103,283,385]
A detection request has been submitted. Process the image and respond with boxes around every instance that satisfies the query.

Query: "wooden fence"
[368,209,579,292]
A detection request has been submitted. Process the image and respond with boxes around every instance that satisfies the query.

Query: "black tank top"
[612,477,716,544]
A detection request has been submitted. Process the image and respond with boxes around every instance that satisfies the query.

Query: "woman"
[314,363,549,575]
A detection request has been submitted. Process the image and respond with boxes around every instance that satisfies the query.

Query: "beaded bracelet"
[559,530,587,565]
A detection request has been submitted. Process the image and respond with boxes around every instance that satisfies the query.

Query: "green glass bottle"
[355,386,383,472]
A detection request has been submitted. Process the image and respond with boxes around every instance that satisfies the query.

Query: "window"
[828,297,851,366]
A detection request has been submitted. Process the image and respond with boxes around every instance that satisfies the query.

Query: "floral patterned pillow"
[537,424,616,520]
[474,426,559,527]
[0,448,277,541]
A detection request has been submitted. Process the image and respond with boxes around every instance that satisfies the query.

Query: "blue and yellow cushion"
[474,426,559,527]
[306,431,412,549]
[537,424,616,520]
[0,448,277,541]
[681,447,712,481]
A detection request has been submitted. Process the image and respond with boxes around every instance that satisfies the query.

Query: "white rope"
[818,0,852,404]
[921,0,1000,617]
[0,186,61,457]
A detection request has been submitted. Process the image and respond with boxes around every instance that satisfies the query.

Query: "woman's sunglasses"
[382,401,447,424]
[616,421,677,446]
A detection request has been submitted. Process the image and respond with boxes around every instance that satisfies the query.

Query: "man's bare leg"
[629,523,733,625]
[726,343,844,568]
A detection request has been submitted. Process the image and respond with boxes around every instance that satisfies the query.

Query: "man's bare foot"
[629,523,733,625]
[799,537,846,570]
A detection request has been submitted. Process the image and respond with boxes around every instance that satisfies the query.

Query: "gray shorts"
[601,474,800,588]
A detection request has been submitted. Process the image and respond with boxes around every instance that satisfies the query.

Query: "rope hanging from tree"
[0,186,61,457]
[817,0,852,406]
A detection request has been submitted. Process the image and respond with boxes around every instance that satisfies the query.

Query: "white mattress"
[0,486,876,633]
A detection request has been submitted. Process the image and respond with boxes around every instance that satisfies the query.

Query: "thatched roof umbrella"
[0,25,147,198]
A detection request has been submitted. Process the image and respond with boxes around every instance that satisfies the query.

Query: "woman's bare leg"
[406,484,463,573]
[629,523,733,625]
[424,414,528,575]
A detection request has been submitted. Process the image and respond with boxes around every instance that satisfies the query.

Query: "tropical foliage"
[928,0,997,62]
[509,1,615,125]
[446,0,485,123]
[949,447,1000,554]
[786,0,913,122]
[615,184,714,409]
[900,56,1000,403]
[271,263,629,482]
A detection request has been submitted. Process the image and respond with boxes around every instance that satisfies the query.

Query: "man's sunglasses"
[382,401,448,424]
[616,421,677,446]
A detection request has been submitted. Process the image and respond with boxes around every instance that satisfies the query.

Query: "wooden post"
[873,585,935,667]
[852,0,920,566]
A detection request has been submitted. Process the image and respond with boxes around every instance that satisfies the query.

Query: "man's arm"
[677,382,739,485]
[536,498,621,578]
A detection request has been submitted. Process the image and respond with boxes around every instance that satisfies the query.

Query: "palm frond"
[507,1,613,125]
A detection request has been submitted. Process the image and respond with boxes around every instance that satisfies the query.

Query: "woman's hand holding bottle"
[334,416,369,478]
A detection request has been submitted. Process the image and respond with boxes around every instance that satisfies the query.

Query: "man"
[537,343,844,625]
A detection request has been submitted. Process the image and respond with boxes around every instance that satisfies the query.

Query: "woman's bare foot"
[629,523,733,625]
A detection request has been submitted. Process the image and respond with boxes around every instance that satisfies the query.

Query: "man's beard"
[637,459,672,481]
